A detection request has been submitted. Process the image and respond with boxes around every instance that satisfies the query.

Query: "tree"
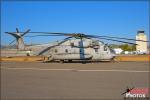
[119,44,136,51]
[109,44,136,51]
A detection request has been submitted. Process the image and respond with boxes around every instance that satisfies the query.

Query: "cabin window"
[65,49,68,53]
[104,45,107,51]
[78,41,82,46]
[55,49,58,53]
[71,43,74,47]
[95,48,98,53]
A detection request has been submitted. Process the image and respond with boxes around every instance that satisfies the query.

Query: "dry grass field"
[0,55,149,62]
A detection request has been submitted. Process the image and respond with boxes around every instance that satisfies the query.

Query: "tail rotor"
[5,28,30,50]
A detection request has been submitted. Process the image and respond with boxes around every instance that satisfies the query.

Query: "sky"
[1,1,149,45]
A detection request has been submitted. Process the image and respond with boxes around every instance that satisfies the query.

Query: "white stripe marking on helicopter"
[1,67,150,73]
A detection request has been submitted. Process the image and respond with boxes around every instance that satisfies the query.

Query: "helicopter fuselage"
[33,38,116,62]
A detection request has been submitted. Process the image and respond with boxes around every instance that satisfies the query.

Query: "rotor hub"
[73,33,85,38]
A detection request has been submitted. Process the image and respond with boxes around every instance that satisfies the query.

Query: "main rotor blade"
[25,34,66,37]
[97,37,137,45]
[29,32,73,35]
[28,32,85,37]
[58,36,73,45]
[86,35,148,42]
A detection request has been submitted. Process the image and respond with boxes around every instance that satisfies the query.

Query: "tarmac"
[1,61,150,100]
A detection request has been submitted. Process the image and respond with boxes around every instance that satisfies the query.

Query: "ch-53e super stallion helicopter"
[5,28,148,63]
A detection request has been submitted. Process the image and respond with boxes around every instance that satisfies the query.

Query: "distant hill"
[0,45,16,49]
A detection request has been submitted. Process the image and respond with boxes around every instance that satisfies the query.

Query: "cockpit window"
[104,45,107,51]
[110,48,115,54]
[65,49,68,53]
[92,40,99,46]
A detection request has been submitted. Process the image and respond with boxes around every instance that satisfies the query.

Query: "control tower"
[136,30,147,53]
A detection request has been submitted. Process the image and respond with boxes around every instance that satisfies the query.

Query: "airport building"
[136,30,148,53]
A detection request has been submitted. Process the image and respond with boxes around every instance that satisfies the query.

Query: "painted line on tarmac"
[1,67,73,71]
[1,67,150,73]
[79,69,150,73]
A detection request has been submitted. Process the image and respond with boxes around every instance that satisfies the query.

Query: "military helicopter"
[5,28,148,63]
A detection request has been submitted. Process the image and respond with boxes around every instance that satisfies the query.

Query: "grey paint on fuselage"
[31,38,115,61]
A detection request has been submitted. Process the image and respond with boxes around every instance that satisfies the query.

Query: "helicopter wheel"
[59,60,64,63]
[111,57,118,63]
[68,60,72,62]
[48,54,53,62]
[43,56,48,63]
[43,54,53,63]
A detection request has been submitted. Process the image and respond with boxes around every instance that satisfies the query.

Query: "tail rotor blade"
[9,40,16,45]
[16,28,19,33]
[21,29,31,37]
